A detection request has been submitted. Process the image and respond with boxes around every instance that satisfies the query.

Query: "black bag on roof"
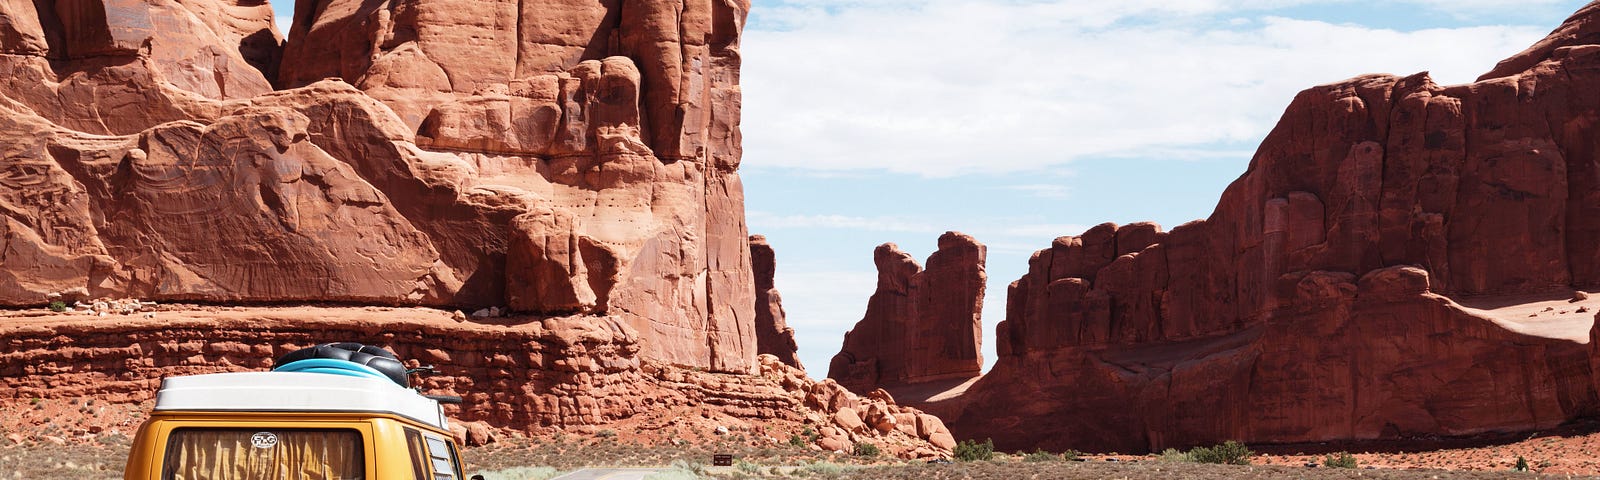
[274,342,409,387]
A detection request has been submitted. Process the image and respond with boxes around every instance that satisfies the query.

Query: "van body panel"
[124,411,462,480]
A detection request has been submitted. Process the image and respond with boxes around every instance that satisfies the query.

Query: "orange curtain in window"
[162,429,364,480]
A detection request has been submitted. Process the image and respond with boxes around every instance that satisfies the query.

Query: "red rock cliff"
[0,0,756,371]
[950,3,1600,453]
[828,232,985,393]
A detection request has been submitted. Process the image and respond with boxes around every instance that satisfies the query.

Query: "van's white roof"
[154,372,450,430]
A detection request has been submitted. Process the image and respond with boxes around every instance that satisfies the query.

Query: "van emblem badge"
[251,432,278,449]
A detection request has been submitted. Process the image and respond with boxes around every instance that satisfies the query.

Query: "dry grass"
[460,434,872,472]
[823,460,1594,480]
[9,433,1600,480]
[0,435,130,480]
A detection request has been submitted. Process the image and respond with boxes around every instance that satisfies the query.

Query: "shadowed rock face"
[947,2,1600,453]
[750,235,802,369]
[828,232,985,394]
[0,0,757,372]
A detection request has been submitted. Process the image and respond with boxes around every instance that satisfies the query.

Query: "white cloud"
[742,1,1557,177]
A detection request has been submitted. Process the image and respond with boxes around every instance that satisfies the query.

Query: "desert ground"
[7,402,1600,480]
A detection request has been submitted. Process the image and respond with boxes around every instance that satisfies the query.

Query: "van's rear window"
[161,428,365,480]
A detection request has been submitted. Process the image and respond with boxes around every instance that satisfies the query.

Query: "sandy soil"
[9,436,1600,480]
[832,460,1594,480]
[1454,289,1597,342]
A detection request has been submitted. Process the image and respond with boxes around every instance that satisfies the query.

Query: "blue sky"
[267,0,1592,375]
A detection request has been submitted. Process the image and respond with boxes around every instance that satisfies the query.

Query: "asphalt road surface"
[548,468,665,480]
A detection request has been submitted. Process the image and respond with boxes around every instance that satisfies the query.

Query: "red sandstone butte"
[751,235,803,369]
[937,2,1600,453]
[0,0,756,372]
[828,232,985,394]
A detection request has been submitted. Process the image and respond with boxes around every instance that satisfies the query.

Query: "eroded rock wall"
[955,3,1600,452]
[0,307,953,457]
[828,232,985,393]
[0,0,757,371]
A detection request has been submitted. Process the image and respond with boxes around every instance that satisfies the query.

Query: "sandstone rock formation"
[0,0,756,371]
[940,3,1600,453]
[751,235,802,369]
[828,232,985,394]
[0,306,952,458]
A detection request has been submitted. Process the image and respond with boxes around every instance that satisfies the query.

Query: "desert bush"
[789,434,807,447]
[644,459,707,480]
[1515,456,1530,472]
[47,301,67,312]
[852,442,880,457]
[467,466,560,480]
[1158,448,1187,462]
[1061,449,1081,461]
[736,459,761,474]
[1185,441,1252,465]
[800,461,850,476]
[1322,452,1357,469]
[953,438,994,462]
[595,429,617,439]
[1021,449,1058,462]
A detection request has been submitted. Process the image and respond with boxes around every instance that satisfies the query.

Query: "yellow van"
[124,344,466,480]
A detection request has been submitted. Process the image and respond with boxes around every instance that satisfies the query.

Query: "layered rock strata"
[0,307,952,457]
[0,0,756,371]
[751,235,802,369]
[828,232,985,393]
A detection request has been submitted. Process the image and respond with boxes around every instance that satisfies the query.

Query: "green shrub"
[47,301,67,313]
[1322,452,1357,469]
[595,429,617,439]
[852,442,880,457]
[468,466,560,480]
[1158,448,1187,462]
[954,438,995,462]
[1514,456,1529,472]
[1022,449,1058,462]
[788,434,807,447]
[1185,441,1252,465]
[735,460,760,474]
[1062,449,1082,462]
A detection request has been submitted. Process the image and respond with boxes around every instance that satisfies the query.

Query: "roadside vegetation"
[4,427,1587,480]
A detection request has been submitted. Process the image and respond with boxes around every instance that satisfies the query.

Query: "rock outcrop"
[0,306,952,458]
[751,235,802,369]
[0,0,756,372]
[942,3,1600,453]
[828,232,985,394]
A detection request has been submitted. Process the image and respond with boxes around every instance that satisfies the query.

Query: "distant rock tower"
[751,235,803,369]
[827,232,985,394]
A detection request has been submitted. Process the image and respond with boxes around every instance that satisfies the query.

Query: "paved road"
[549,468,665,480]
